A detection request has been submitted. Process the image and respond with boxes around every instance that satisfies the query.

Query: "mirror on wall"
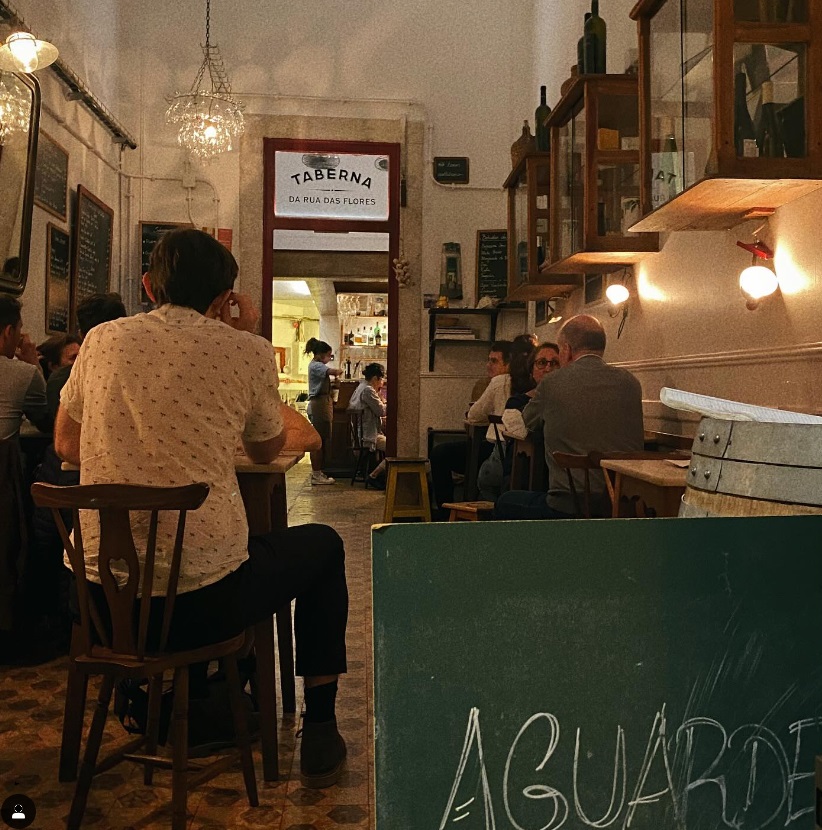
[0,71,39,295]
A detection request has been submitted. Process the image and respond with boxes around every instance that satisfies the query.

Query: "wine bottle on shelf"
[374,323,382,347]
[734,70,758,157]
[535,86,551,151]
[585,0,606,74]
[368,327,375,346]
[348,328,354,345]
[577,12,592,73]
[758,80,784,158]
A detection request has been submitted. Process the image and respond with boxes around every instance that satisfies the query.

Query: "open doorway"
[263,138,400,473]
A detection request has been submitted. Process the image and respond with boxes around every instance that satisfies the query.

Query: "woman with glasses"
[477,342,560,500]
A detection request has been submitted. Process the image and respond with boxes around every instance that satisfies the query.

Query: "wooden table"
[235,452,303,781]
[600,458,687,518]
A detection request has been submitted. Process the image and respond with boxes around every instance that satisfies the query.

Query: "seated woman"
[477,341,560,500]
[37,333,81,380]
[347,362,387,487]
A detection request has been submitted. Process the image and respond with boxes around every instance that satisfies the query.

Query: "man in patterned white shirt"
[55,228,348,788]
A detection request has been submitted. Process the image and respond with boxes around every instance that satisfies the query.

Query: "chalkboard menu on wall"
[46,223,70,333]
[71,185,113,326]
[475,229,508,302]
[34,131,69,221]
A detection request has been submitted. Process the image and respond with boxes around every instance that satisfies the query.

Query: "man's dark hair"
[77,292,127,335]
[148,228,237,313]
[489,340,512,365]
[0,293,21,331]
[38,333,81,372]
[560,315,606,354]
[363,362,384,381]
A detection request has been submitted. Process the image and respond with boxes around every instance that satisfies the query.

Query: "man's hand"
[219,292,261,333]
[15,333,40,367]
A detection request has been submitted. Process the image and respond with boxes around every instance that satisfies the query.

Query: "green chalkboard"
[71,185,113,327]
[373,517,822,829]
[34,131,68,221]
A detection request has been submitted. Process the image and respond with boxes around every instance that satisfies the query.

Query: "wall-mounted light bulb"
[739,265,778,310]
[605,283,630,305]
[0,32,59,73]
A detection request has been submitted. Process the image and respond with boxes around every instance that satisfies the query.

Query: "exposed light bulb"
[739,265,778,308]
[8,33,38,72]
[204,124,217,140]
[0,31,59,73]
[605,283,630,305]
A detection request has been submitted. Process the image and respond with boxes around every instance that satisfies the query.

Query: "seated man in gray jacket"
[495,314,644,520]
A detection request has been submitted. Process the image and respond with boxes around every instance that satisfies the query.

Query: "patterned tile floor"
[0,459,384,829]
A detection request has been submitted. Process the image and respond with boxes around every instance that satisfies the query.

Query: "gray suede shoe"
[299,718,347,788]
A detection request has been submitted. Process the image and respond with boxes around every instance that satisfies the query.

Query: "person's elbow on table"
[243,433,286,464]
[54,407,81,466]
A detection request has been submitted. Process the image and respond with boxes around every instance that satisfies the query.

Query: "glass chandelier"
[165,0,244,161]
[0,73,30,144]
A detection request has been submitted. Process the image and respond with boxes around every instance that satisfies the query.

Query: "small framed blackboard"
[71,185,113,327]
[46,223,70,334]
[535,299,548,325]
[34,131,69,221]
[475,229,508,302]
[433,157,469,184]
[139,221,190,304]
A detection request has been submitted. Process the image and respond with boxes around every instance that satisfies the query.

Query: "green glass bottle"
[585,0,607,74]
[535,86,551,152]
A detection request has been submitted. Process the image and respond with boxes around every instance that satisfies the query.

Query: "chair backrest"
[348,410,364,451]
[644,430,694,451]
[551,451,604,518]
[30,482,208,660]
[487,415,506,458]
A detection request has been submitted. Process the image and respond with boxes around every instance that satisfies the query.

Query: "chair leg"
[225,656,259,807]
[60,625,89,783]
[276,604,296,714]
[253,618,280,781]
[143,672,164,785]
[67,675,114,830]
[171,666,189,830]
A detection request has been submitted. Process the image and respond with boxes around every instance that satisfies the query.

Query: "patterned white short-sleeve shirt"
[60,305,284,595]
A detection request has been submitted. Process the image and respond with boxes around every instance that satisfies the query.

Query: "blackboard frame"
[535,298,548,325]
[70,185,114,329]
[45,222,70,334]
[34,130,69,221]
[433,156,470,184]
[475,228,508,303]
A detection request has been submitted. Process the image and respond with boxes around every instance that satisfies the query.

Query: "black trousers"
[81,522,348,679]
[429,437,493,507]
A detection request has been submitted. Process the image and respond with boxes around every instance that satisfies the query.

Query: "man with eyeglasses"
[495,315,643,520]
[430,341,512,516]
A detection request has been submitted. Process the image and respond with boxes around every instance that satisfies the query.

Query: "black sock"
[304,680,338,723]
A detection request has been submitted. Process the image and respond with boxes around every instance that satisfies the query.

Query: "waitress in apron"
[305,338,341,485]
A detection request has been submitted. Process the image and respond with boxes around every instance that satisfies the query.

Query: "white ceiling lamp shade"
[164,0,244,162]
[0,31,58,73]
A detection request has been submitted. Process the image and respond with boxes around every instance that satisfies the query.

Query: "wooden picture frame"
[46,223,70,334]
[34,131,69,221]
[70,185,114,328]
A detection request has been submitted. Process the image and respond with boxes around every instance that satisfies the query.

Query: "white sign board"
[274,151,390,221]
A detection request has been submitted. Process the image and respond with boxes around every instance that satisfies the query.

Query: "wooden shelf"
[540,244,658,275]
[507,275,582,301]
[629,177,822,232]
[427,307,500,371]
[503,151,550,189]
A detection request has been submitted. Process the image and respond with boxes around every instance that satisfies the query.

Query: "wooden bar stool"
[383,458,432,522]
[441,500,495,521]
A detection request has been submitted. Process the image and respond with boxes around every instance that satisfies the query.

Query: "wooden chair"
[643,430,694,452]
[552,451,607,518]
[510,434,549,492]
[30,482,258,830]
[383,458,432,522]
[463,424,488,500]
[441,501,496,521]
[348,410,381,486]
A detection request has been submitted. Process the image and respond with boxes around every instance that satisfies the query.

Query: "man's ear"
[141,273,156,303]
[205,289,233,319]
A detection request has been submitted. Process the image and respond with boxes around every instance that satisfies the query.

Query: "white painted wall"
[13,0,822,451]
